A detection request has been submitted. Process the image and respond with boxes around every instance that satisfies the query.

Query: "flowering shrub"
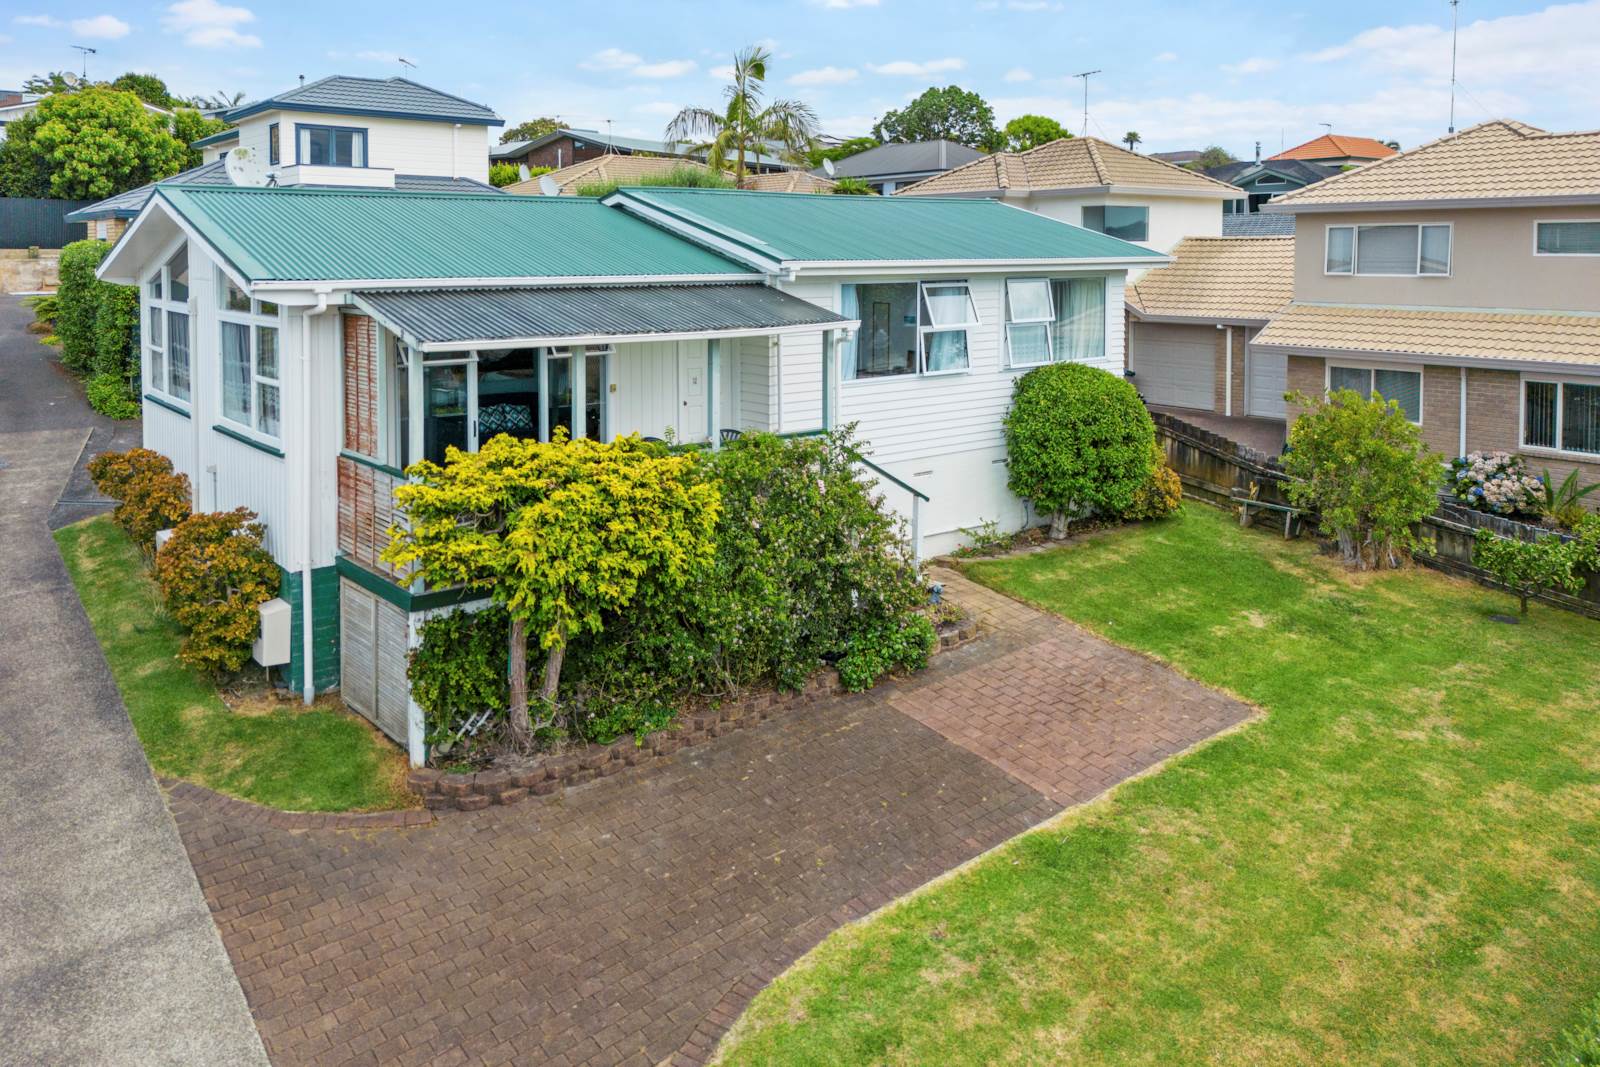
[1448,452,1543,516]
[153,508,280,673]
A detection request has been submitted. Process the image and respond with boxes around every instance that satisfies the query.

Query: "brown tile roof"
[896,137,1241,198]
[1127,236,1294,322]
[1270,134,1396,162]
[1268,120,1600,209]
[504,155,710,196]
[1252,303,1600,367]
[740,170,838,193]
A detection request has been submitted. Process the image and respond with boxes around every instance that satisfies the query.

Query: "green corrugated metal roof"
[609,187,1167,264]
[154,186,755,283]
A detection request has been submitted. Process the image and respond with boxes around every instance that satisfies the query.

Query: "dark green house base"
[279,564,340,693]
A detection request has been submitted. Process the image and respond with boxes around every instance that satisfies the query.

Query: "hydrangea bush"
[1448,451,1544,516]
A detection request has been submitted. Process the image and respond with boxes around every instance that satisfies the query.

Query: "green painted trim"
[334,555,480,613]
[212,423,286,458]
[340,450,406,479]
[144,392,190,418]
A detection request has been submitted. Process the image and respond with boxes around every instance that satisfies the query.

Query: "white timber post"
[821,329,836,431]
[571,347,586,439]
[707,338,721,446]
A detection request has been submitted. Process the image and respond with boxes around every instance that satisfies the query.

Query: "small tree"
[56,240,112,372]
[5,87,187,199]
[1186,145,1237,171]
[488,162,521,187]
[1004,363,1157,538]
[383,434,720,747]
[1473,518,1600,617]
[1123,131,1142,152]
[1282,389,1441,569]
[154,509,281,673]
[1003,114,1068,152]
[500,117,561,144]
[873,86,1000,150]
[829,177,873,195]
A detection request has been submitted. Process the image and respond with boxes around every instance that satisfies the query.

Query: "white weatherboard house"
[98,183,1161,764]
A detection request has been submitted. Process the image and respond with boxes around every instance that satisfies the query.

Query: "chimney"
[1254,140,1261,163]
[299,74,306,87]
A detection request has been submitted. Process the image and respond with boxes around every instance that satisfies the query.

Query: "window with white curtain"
[216,272,283,439]
[1004,278,1054,367]
[918,282,978,375]
[1524,378,1600,455]
[1050,277,1106,362]
[1536,221,1600,255]
[1326,224,1450,275]
[1329,364,1422,423]
[297,124,366,167]
[145,245,191,402]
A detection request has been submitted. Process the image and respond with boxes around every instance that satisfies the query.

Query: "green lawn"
[56,515,414,812]
[717,503,1600,1066]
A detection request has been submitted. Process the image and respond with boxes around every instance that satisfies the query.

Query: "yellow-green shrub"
[87,447,192,551]
[1123,443,1183,521]
[154,508,279,674]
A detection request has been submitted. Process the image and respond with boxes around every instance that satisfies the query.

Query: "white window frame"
[1532,219,1600,258]
[142,238,191,406]
[1325,223,1452,277]
[916,280,979,377]
[1004,277,1055,368]
[215,270,284,443]
[1324,360,1424,425]
[1519,375,1600,458]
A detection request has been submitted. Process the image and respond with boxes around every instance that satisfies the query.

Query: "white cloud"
[708,65,735,80]
[14,14,61,27]
[1222,57,1279,75]
[580,48,642,71]
[867,58,966,76]
[632,59,696,78]
[1154,51,1179,63]
[162,0,260,48]
[1003,67,1033,83]
[71,14,130,39]
[580,48,693,78]
[790,66,858,87]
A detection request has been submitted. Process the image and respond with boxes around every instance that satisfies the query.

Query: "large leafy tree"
[109,72,178,109]
[171,108,231,169]
[500,117,561,144]
[1003,114,1069,152]
[384,434,720,746]
[1186,145,1238,171]
[665,44,819,182]
[873,86,1001,150]
[0,88,188,199]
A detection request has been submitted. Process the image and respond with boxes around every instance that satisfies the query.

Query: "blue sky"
[3,0,1597,155]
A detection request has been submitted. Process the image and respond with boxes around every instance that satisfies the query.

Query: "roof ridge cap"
[1271,124,1480,204]
[1082,138,1109,184]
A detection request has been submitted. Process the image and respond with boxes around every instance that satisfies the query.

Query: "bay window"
[1328,364,1422,423]
[145,245,191,403]
[1326,224,1451,276]
[216,274,282,439]
[1524,378,1600,456]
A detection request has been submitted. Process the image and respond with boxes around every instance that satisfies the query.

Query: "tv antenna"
[1073,70,1101,137]
[398,57,417,70]
[604,118,616,154]
[1447,0,1461,132]
[71,45,97,79]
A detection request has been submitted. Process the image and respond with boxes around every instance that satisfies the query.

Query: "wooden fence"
[1152,409,1600,619]
[0,197,94,249]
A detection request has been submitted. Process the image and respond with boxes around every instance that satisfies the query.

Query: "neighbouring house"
[1125,235,1295,419]
[895,137,1242,256]
[1207,158,1339,214]
[1269,133,1396,169]
[1222,213,1296,237]
[95,182,1161,762]
[1254,119,1600,488]
[810,140,984,195]
[741,169,838,193]
[66,76,504,242]
[491,128,787,174]
[503,154,713,196]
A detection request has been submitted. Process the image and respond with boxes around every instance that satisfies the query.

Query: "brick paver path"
[171,569,1253,1066]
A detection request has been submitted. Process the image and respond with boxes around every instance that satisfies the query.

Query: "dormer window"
[297,124,367,167]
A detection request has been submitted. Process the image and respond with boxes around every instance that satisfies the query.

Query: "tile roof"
[1266,120,1600,209]
[505,155,712,195]
[352,284,848,347]
[895,137,1241,198]
[226,76,501,126]
[1127,236,1295,322]
[816,140,984,180]
[740,170,837,193]
[492,129,786,169]
[153,186,752,283]
[607,186,1167,266]
[1252,303,1600,367]
[1222,212,1296,236]
[1269,134,1396,162]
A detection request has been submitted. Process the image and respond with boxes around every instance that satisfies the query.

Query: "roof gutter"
[248,272,767,292]
[1246,339,1600,377]
[1264,193,1600,214]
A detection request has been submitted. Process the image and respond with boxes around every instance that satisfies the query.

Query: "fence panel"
[0,198,94,249]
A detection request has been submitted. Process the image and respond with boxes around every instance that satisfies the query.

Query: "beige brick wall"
[105,218,128,243]
[1419,365,1462,458]
[1284,354,1324,426]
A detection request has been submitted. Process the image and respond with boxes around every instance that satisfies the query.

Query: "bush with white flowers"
[1448,451,1543,516]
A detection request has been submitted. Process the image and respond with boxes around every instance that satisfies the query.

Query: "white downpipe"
[299,290,333,705]
[1222,325,1234,417]
[1459,366,1468,457]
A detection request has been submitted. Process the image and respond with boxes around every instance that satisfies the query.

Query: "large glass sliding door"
[476,348,540,442]
[409,345,608,462]
[422,363,468,465]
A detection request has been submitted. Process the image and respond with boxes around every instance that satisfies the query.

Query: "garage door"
[1128,322,1214,410]
[1248,350,1288,419]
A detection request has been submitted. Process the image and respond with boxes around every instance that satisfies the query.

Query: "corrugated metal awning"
[350,283,852,351]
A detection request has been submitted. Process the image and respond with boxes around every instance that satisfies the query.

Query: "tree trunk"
[1520,590,1531,616]
[1049,510,1070,540]
[539,632,566,706]
[507,616,531,745]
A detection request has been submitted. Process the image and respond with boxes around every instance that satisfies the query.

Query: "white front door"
[677,341,708,442]
[1248,350,1288,419]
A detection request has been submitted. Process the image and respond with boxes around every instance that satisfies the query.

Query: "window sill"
[144,392,191,418]
[340,450,406,479]
[1520,443,1600,463]
[213,422,285,458]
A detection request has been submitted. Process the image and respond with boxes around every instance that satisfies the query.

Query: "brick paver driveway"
[172,568,1253,1067]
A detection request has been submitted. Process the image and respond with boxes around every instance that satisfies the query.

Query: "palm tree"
[1123,131,1142,152]
[665,45,819,183]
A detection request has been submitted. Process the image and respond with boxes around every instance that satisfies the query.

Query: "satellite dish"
[225,146,271,188]
[537,174,561,197]
[62,71,81,87]
[822,157,836,177]
[518,164,531,181]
